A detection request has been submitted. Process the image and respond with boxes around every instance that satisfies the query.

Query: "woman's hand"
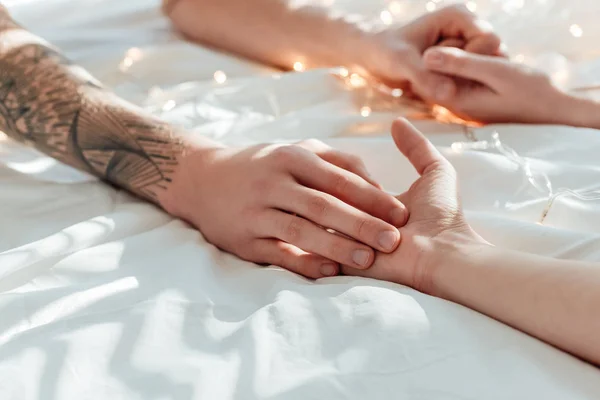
[342,119,486,293]
[360,4,504,103]
[422,46,569,124]
[164,139,408,279]
[342,121,600,367]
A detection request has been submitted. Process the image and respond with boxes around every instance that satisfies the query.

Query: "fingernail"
[426,51,444,67]
[352,249,371,268]
[378,230,399,251]
[320,263,338,277]
[390,207,407,227]
[435,80,454,101]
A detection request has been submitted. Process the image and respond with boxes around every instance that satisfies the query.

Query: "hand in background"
[361,4,503,103]
[342,119,485,293]
[423,46,568,124]
[165,139,408,279]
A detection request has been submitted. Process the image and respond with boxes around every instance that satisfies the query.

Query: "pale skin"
[343,119,600,366]
[166,0,600,127]
[166,0,504,103]
[342,50,600,364]
[421,46,600,128]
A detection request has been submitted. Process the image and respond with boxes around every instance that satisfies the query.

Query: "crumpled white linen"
[1,0,600,399]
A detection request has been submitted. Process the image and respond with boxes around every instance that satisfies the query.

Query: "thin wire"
[454,126,600,224]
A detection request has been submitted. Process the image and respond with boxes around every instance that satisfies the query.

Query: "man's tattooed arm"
[0,9,219,204]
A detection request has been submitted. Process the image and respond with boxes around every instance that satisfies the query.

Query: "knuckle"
[307,194,330,218]
[233,240,256,262]
[331,172,351,194]
[270,145,302,165]
[450,54,467,73]
[532,70,552,84]
[326,239,344,260]
[240,207,262,234]
[295,255,317,272]
[298,138,325,150]
[481,32,501,47]
[475,33,502,55]
[283,218,303,241]
[348,154,363,166]
[353,217,374,238]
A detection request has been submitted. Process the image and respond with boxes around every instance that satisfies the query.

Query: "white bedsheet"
[2,0,600,398]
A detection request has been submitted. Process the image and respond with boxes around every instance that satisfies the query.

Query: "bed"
[1,0,600,398]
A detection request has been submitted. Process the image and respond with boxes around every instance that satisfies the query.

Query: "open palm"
[343,119,484,293]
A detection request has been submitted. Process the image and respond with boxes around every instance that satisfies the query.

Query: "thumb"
[423,47,509,89]
[398,49,457,103]
[391,118,449,176]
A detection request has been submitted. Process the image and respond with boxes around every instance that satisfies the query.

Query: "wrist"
[341,24,394,76]
[157,140,226,220]
[554,90,600,129]
[422,230,491,297]
[309,10,376,71]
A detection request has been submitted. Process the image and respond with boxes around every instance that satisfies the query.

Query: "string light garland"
[213,70,227,84]
[112,0,598,225]
[449,122,600,225]
[293,61,305,72]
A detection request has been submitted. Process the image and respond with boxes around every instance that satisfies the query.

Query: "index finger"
[290,153,409,227]
[423,47,508,89]
[391,118,448,175]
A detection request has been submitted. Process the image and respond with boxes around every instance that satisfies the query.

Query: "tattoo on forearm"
[0,39,183,202]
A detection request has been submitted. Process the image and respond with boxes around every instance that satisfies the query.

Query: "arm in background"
[165,0,504,104]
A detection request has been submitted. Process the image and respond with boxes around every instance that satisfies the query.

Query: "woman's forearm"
[0,9,222,209]
[557,91,600,130]
[167,0,372,70]
[432,242,600,365]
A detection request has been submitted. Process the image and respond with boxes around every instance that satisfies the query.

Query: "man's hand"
[342,119,485,293]
[360,5,504,103]
[422,46,569,124]
[163,139,408,279]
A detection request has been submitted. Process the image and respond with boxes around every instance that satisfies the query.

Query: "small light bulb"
[360,106,371,117]
[425,2,436,12]
[293,61,305,72]
[162,100,176,112]
[569,24,583,38]
[349,73,366,88]
[380,10,393,25]
[125,47,143,61]
[338,67,349,78]
[391,88,403,98]
[119,47,144,71]
[213,70,227,84]
[120,58,133,69]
